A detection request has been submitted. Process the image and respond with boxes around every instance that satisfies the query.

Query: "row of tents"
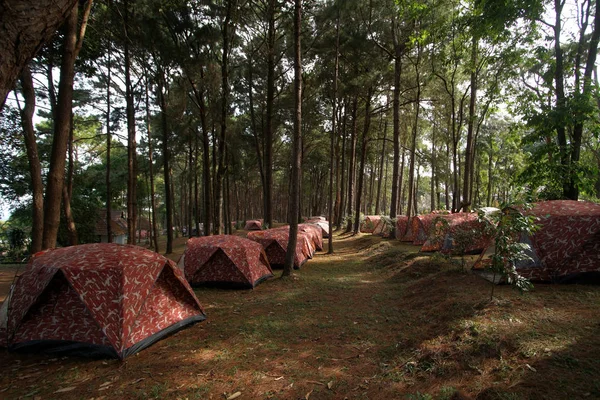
[361,200,600,283]
[0,218,329,359]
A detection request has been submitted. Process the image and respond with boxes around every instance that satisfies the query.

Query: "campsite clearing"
[0,233,599,399]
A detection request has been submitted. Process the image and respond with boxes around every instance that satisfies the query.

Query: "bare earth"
[0,233,599,399]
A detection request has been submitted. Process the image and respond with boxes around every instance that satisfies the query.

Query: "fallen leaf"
[55,387,77,393]
[99,381,112,388]
[132,378,145,384]
[305,389,313,400]
[226,391,242,400]
[327,381,334,390]
[274,376,284,381]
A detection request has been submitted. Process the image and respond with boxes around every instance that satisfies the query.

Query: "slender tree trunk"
[158,72,173,254]
[353,88,373,233]
[62,114,78,245]
[462,34,478,212]
[144,70,159,253]
[18,67,44,253]
[390,16,405,226]
[328,9,339,253]
[124,0,137,244]
[337,100,348,228]
[375,116,387,215]
[199,68,212,236]
[215,1,234,235]
[42,1,91,249]
[106,37,113,243]
[345,95,358,232]
[568,0,600,200]
[406,43,422,218]
[283,0,302,276]
[264,0,277,229]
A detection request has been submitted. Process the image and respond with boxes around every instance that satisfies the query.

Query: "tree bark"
[264,0,277,229]
[124,0,137,244]
[62,114,78,245]
[144,70,159,252]
[328,8,339,253]
[0,0,80,109]
[462,34,478,212]
[158,71,173,254]
[18,67,44,254]
[567,0,600,200]
[283,0,302,277]
[42,1,91,249]
[345,95,358,232]
[106,35,113,243]
[353,88,373,233]
[375,115,388,215]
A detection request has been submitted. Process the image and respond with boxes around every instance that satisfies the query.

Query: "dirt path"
[0,234,599,399]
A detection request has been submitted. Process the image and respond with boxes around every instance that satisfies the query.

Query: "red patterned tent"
[309,221,330,238]
[307,216,326,222]
[372,218,393,237]
[244,220,262,230]
[181,235,273,288]
[247,229,311,269]
[420,212,492,254]
[360,215,381,233]
[517,200,600,281]
[0,243,205,359]
[395,216,412,241]
[298,224,324,251]
[411,214,440,245]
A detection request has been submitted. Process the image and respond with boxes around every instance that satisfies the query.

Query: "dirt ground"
[0,233,599,399]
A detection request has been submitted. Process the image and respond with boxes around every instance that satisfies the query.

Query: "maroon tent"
[298,224,323,251]
[0,243,205,359]
[360,215,381,233]
[244,220,262,230]
[372,218,393,237]
[420,212,492,254]
[181,235,273,288]
[309,220,330,238]
[517,200,600,281]
[395,215,412,241]
[411,214,440,245]
[247,229,311,268]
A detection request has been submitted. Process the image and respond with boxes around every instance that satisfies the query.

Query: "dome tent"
[0,243,205,359]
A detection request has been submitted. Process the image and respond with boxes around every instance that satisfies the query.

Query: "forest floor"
[0,232,599,399]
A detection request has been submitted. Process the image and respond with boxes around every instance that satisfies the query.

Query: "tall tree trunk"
[62,114,78,245]
[337,100,348,228]
[158,72,173,254]
[0,0,80,109]
[42,1,91,249]
[430,123,436,212]
[199,68,212,236]
[106,36,113,243]
[375,116,388,215]
[283,0,302,276]
[215,1,234,235]
[124,0,137,244]
[345,95,358,232]
[353,88,373,233]
[328,8,339,253]
[553,0,569,198]
[18,67,44,253]
[390,16,405,226]
[568,0,600,200]
[144,70,159,252]
[462,34,478,212]
[264,0,277,229]
[406,43,422,218]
